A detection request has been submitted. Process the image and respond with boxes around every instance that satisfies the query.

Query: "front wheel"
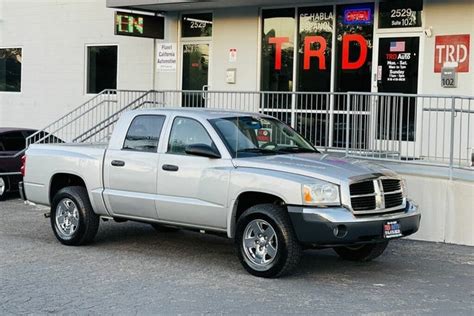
[235,204,301,278]
[333,241,389,262]
[51,186,100,246]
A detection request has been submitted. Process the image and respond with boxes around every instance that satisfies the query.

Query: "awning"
[107,0,324,12]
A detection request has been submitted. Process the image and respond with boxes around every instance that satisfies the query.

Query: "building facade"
[0,0,473,128]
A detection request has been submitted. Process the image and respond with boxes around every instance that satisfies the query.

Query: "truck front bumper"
[288,200,421,246]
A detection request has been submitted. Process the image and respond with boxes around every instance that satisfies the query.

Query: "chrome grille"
[349,178,405,214]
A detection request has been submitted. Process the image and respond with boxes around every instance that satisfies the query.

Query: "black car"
[0,128,61,200]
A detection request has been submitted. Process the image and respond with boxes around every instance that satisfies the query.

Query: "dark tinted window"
[0,48,22,92]
[261,9,295,92]
[0,131,25,152]
[168,117,215,155]
[182,13,213,37]
[123,115,165,153]
[87,46,118,94]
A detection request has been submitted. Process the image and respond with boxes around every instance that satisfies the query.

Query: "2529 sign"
[379,0,423,29]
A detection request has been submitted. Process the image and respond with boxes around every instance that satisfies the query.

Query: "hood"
[233,153,397,185]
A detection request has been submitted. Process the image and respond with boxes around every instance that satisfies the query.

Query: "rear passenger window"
[0,132,25,152]
[168,117,215,155]
[123,115,165,153]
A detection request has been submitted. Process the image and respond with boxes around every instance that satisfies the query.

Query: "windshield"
[209,116,318,158]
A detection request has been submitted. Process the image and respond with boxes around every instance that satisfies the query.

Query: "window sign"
[379,0,423,29]
[0,48,22,92]
[343,6,372,25]
[181,13,213,37]
[115,12,164,39]
[298,6,334,93]
[261,9,295,93]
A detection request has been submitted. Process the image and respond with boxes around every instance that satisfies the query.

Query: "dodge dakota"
[21,109,421,277]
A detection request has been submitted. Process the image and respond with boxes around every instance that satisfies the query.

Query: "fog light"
[333,225,348,238]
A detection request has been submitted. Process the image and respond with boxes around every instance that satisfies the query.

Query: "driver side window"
[168,117,216,155]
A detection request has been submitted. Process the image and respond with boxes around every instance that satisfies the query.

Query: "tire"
[51,186,100,246]
[0,176,8,201]
[150,223,180,232]
[333,241,389,262]
[235,204,302,278]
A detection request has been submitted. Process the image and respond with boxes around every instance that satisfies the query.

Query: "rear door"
[103,115,166,219]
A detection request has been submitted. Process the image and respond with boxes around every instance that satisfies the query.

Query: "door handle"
[162,164,179,172]
[111,160,125,167]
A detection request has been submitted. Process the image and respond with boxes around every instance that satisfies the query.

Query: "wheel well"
[234,191,285,222]
[49,173,86,203]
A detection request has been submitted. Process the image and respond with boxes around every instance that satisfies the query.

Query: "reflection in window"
[182,13,213,37]
[87,46,118,94]
[123,115,165,153]
[261,9,295,93]
[168,117,215,155]
[0,48,22,92]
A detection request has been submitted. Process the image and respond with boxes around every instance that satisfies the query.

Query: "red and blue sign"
[344,7,372,25]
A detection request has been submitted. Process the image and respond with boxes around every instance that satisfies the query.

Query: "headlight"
[302,182,340,206]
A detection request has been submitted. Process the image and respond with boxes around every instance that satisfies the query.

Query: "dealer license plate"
[384,221,402,239]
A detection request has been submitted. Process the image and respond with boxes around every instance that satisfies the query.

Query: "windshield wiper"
[236,148,276,155]
[275,146,316,153]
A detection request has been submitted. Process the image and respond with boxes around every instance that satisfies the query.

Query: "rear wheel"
[235,204,301,278]
[51,186,100,246]
[0,176,7,200]
[333,241,389,262]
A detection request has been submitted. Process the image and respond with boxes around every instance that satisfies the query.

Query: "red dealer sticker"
[434,34,470,72]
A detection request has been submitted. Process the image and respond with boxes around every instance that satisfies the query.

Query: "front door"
[375,36,420,144]
[155,116,230,229]
[181,43,210,107]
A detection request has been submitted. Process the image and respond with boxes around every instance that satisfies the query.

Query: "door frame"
[177,12,213,93]
[371,32,424,158]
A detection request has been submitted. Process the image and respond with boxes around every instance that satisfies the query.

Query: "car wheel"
[235,204,302,278]
[333,241,389,262]
[51,186,100,246]
[0,176,8,201]
[151,223,180,232]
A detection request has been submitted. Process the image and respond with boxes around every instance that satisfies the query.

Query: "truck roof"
[129,108,270,120]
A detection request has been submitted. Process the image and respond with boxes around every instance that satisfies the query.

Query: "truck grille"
[349,178,405,214]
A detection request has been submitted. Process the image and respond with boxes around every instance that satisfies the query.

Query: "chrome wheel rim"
[55,198,79,238]
[0,177,5,196]
[242,219,278,271]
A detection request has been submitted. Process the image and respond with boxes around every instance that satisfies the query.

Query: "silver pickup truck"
[21,109,421,278]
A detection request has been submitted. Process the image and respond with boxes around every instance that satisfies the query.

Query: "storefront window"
[261,9,295,93]
[0,48,22,92]
[333,3,374,147]
[182,13,213,37]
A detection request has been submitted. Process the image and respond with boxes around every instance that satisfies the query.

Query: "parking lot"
[0,196,473,315]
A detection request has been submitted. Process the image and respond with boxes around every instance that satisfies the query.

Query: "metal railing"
[26,89,473,173]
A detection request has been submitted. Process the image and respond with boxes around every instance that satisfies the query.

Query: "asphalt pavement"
[1,195,473,315]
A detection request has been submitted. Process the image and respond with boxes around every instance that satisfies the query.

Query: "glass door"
[181,43,210,107]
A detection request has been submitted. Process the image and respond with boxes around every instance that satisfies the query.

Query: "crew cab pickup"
[21,109,421,277]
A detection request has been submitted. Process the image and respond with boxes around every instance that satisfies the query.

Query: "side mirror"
[185,144,221,159]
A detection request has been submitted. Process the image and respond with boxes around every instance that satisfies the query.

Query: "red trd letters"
[304,36,327,70]
[268,37,289,70]
[341,34,367,70]
[268,34,368,71]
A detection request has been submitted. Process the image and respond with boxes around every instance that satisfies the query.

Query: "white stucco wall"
[403,174,474,246]
[0,0,155,129]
